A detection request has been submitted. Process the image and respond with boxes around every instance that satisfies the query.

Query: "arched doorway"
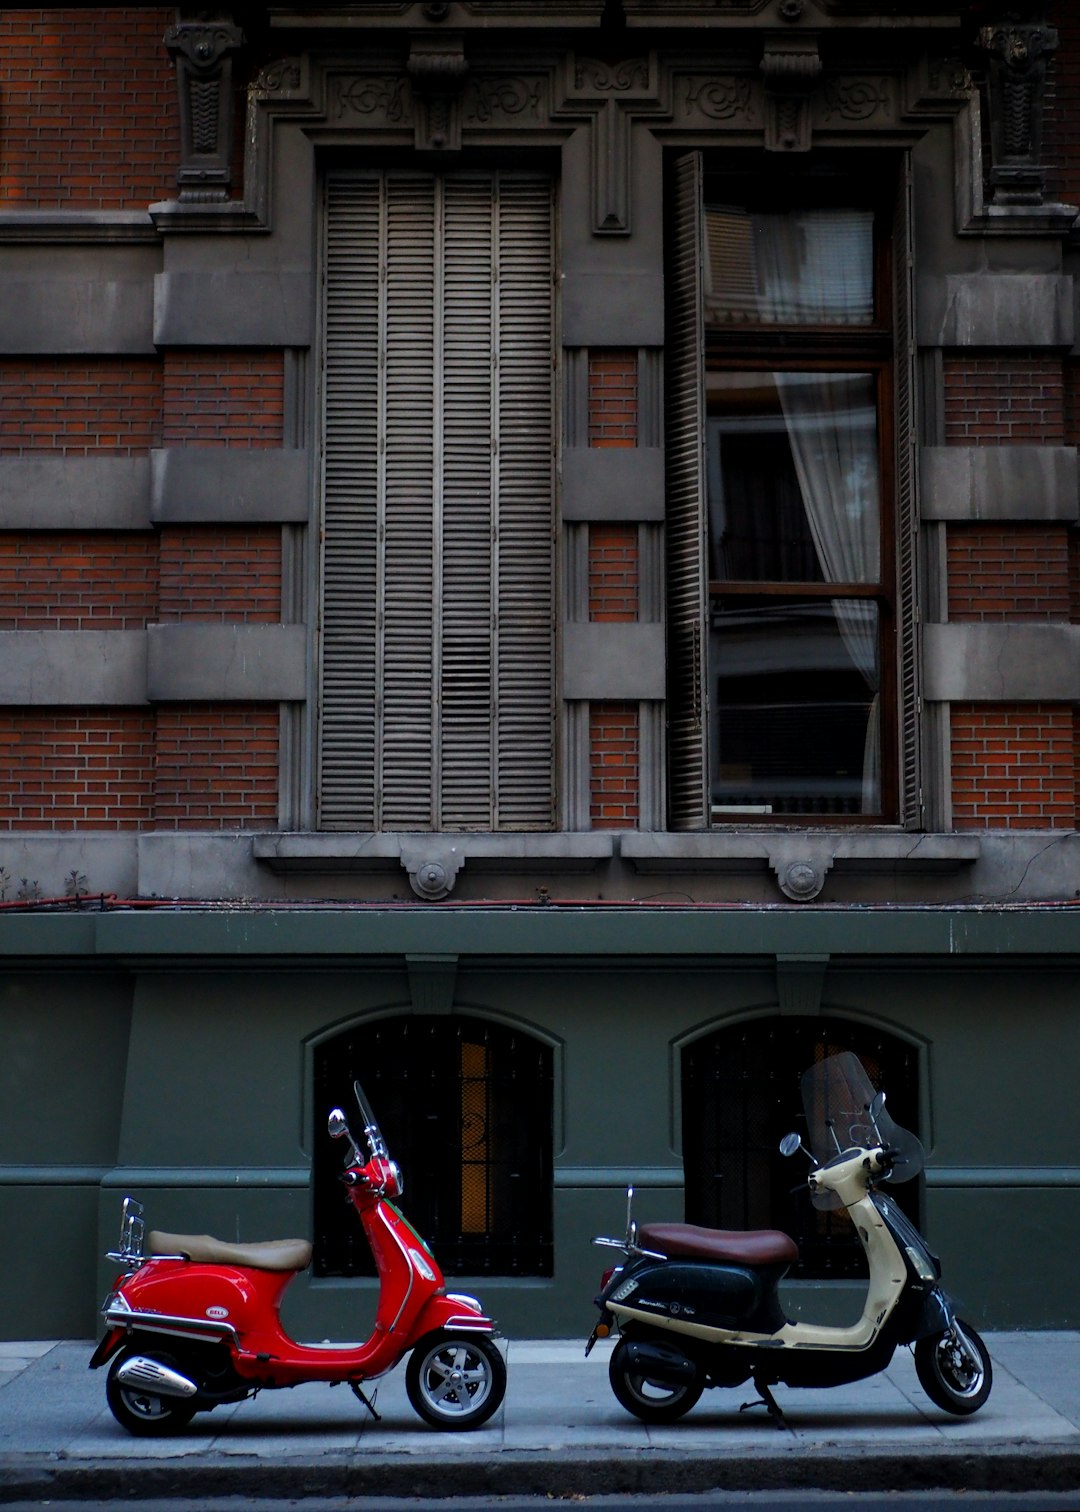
[313,1013,554,1277]
[681,1016,920,1278]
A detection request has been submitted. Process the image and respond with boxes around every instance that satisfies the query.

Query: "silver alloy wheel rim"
[628,1374,688,1406]
[939,1326,984,1397]
[418,1342,492,1418]
[121,1388,170,1421]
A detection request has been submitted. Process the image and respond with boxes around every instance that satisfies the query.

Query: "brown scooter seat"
[638,1222,798,1268]
[148,1230,313,1272]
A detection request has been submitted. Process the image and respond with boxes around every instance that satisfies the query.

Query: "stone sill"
[252,832,614,898]
[621,831,982,900]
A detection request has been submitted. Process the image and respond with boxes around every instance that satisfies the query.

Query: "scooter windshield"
[800,1051,924,1186]
[352,1079,389,1160]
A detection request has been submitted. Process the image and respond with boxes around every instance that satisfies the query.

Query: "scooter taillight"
[599,1266,618,1290]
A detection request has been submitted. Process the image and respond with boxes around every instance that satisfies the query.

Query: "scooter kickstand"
[349,1381,382,1421]
[739,1377,786,1429]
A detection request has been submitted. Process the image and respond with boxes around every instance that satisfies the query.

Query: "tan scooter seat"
[638,1222,798,1268]
[148,1230,313,1272]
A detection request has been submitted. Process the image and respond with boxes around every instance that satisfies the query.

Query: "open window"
[666,153,920,829]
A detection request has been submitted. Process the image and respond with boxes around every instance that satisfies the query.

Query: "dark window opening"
[313,1014,553,1278]
[681,1017,920,1280]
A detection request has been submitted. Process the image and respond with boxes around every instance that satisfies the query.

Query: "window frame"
[664,151,921,832]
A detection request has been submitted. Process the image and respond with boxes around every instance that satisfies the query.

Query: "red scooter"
[89,1081,506,1435]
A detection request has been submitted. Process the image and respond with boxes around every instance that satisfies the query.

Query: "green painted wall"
[1,908,1077,1339]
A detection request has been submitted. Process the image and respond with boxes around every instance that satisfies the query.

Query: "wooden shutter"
[893,155,922,830]
[666,152,709,830]
[320,171,554,831]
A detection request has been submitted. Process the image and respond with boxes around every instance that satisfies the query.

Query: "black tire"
[105,1348,199,1437]
[405,1332,506,1430]
[914,1319,993,1416]
[608,1336,704,1424]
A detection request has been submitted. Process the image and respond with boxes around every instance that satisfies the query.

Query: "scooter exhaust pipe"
[622,1338,698,1385]
[114,1356,198,1399]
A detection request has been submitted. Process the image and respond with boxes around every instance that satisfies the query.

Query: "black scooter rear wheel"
[608,1337,704,1424]
[914,1319,993,1415]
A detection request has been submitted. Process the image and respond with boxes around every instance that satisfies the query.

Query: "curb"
[3,1446,1080,1502]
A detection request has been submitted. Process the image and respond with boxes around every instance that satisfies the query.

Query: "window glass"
[710,597,880,816]
[707,371,880,584]
[704,206,874,326]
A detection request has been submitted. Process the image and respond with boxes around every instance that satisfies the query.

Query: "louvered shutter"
[320,172,554,832]
[666,152,709,830]
[893,155,922,830]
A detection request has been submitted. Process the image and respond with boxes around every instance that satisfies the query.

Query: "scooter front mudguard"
[410,1291,497,1339]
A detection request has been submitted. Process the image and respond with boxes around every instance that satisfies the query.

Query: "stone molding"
[153,271,314,346]
[920,272,1074,349]
[920,446,1079,523]
[150,449,312,524]
[0,278,155,353]
[0,457,152,531]
[146,624,307,702]
[146,38,977,239]
[561,622,665,700]
[0,631,148,706]
[561,447,665,520]
[923,623,1080,703]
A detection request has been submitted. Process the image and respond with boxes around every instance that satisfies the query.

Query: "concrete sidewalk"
[1,1334,1078,1502]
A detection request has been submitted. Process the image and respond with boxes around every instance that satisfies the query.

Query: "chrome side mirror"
[779,1131,817,1165]
[328,1108,349,1140]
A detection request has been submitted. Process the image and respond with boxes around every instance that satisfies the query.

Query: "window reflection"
[710,598,881,816]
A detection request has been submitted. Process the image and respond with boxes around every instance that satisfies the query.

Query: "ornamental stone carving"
[407,33,469,150]
[465,76,545,125]
[164,14,244,202]
[977,16,1059,207]
[685,75,753,122]
[760,34,821,152]
[335,76,410,124]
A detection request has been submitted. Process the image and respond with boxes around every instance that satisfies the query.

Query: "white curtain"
[754,211,881,810]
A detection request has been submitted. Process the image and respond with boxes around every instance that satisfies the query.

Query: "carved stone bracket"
[164,14,245,203]
[557,53,669,235]
[976,15,1058,208]
[407,33,469,151]
[761,33,821,152]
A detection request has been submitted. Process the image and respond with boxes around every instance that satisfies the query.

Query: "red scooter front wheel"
[405,1332,506,1430]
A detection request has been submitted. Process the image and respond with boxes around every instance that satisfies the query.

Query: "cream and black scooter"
[586,1051,992,1426]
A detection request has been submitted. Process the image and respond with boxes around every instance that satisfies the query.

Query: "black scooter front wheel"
[914,1319,993,1415]
[608,1337,704,1424]
[406,1332,506,1430]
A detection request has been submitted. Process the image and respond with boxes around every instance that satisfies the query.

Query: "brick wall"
[0,360,163,454]
[587,351,641,827]
[154,705,280,829]
[162,352,284,448]
[589,701,639,829]
[0,345,286,834]
[950,705,1075,829]
[943,354,1065,445]
[0,711,155,831]
[947,525,1072,621]
[0,533,157,628]
[158,529,282,623]
[0,8,176,209]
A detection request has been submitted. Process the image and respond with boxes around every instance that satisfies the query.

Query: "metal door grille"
[313,1014,554,1277]
[681,1017,920,1279]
